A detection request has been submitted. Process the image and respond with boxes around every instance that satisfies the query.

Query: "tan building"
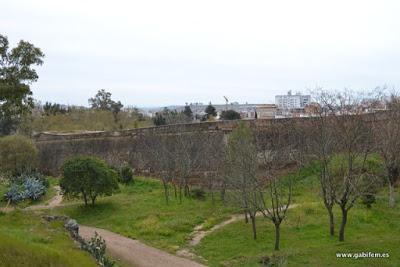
[256,104,277,119]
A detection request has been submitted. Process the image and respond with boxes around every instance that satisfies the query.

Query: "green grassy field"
[20,109,153,133]
[53,178,234,253]
[195,169,400,267]
[0,211,96,267]
[9,164,390,267]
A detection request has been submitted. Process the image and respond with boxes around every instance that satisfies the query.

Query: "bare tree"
[310,89,340,236]
[202,132,225,204]
[141,132,176,204]
[372,91,400,207]
[255,120,297,250]
[224,122,259,239]
[326,90,380,241]
[174,131,207,203]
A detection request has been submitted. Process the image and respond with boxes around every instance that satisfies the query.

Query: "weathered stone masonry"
[34,119,295,175]
[34,112,386,177]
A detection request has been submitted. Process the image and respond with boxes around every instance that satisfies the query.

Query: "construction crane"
[223,96,228,110]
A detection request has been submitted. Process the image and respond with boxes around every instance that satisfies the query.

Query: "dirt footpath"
[79,225,207,267]
[26,186,63,210]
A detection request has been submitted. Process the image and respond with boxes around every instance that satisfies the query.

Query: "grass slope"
[0,211,96,267]
[49,165,399,267]
[22,109,153,133]
[54,178,233,252]
[195,166,400,267]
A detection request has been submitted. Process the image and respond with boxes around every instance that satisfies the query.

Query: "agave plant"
[4,174,47,203]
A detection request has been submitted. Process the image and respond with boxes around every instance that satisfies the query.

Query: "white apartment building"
[275,92,311,110]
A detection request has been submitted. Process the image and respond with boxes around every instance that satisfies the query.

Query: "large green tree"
[61,156,119,206]
[0,34,44,135]
[88,89,114,110]
[89,89,124,124]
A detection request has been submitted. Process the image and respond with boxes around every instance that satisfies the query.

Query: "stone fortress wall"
[34,118,295,175]
[34,113,382,176]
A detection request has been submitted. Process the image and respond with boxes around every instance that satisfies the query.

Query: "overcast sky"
[2,0,400,107]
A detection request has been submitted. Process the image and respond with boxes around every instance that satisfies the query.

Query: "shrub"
[5,174,46,203]
[190,187,206,200]
[361,193,376,208]
[12,172,49,188]
[61,156,119,206]
[220,110,241,120]
[260,254,287,266]
[119,165,134,184]
[0,135,38,176]
[5,183,25,203]
[24,177,46,200]
[86,232,115,267]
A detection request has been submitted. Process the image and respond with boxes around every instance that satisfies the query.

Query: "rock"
[65,219,79,235]
[42,215,69,222]
[43,215,56,221]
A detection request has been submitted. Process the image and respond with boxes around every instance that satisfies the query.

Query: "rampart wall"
[34,119,289,175]
[34,113,382,176]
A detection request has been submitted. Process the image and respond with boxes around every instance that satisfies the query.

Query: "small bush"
[119,166,134,184]
[5,174,46,203]
[361,193,376,208]
[190,187,206,200]
[260,254,287,267]
[24,177,46,200]
[12,172,49,188]
[0,135,38,176]
[5,183,25,203]
[86,232,115,267]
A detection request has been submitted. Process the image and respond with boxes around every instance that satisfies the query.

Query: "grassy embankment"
[195,164,400,267]
[0,211,96,267]
[53,178,234,253]
[42,161,399,267]
[20,109,153,133]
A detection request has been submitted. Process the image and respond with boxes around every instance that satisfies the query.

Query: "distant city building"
[304,102,321,116]
[256,104,277,119]
[275,91,311,110]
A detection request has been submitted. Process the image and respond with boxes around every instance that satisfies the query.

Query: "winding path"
[179,203,300,255]
[1,186,206,267]
[79,225,206,267]
[26,186,63,210]
[0,186,63,213]
[1,186,300,267]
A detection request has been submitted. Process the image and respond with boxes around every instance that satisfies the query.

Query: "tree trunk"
[91,196,96,206]
[389,182,395,208]
[328,207,335,236]
[220,187,226,202]
[162,180,169,205]
[250,215,257,240]
[244,211,249,223]
[179,184,182,204]
[339,206,348,242]
[185,183,190,197]
[274,223,280,250]
[173,184,177,198]
[83,193,88,206]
